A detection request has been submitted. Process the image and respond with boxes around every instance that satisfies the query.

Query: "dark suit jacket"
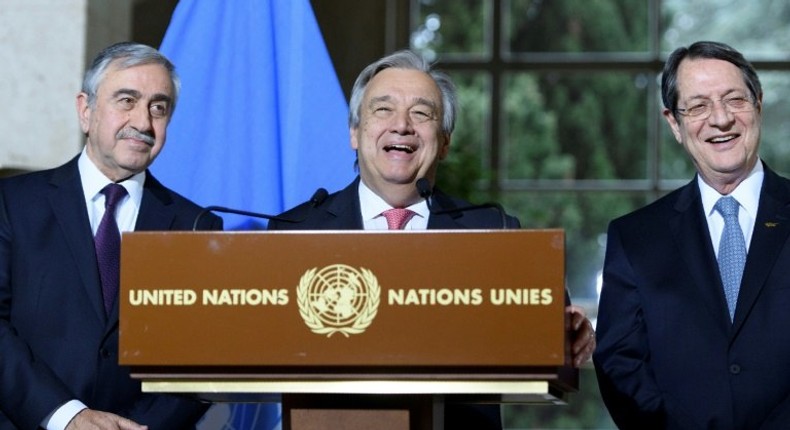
[268,177,519,430]
[0,156,222,430]
[268,177,520,230]
[593,165,790,430]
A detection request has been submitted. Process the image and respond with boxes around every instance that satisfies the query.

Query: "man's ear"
[76,92,92,134]
[350,127,359,150]
[438,133,451,160]
[662,108,683,144]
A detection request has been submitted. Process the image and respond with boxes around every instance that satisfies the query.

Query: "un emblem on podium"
[297,264,381,337]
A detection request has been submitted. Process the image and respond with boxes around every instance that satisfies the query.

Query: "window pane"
[500,191,653,300]
[435,71,491,198]
[410,0,491,59]
[506,0,649,54]
[758,72,790,176]
[662,1,790,57]
[502,72,650,180]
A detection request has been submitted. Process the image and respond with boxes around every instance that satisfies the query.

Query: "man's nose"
[128,104,153,131]
[389,110,414,134]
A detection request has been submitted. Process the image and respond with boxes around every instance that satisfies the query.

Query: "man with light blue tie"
[594,41,790,429]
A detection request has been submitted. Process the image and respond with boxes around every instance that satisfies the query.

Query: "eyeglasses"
[676,95,756,121]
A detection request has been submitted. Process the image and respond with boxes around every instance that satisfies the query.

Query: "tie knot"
[715,196,740,219]
[101,183,128,209]
[382,208,415,230]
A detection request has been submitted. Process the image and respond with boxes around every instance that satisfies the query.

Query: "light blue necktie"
[715,196,746,321]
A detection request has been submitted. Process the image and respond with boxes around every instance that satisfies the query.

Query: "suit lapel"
[670,180,733,331]
[732,168,790,333]
[133,172,176,231]
[48,157,107,323]
[320,179,364,229]
[426,189,466,229]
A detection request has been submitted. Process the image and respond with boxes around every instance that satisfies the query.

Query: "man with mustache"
[268,50,595,429]
[0,42,221,429]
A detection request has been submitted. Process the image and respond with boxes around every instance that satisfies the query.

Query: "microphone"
[191,188,328,231]
[415,178,509,229]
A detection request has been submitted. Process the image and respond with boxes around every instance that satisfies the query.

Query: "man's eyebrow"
[112,88,142,99]
[684,88,749,101]
[150,93,173,104]
[412,97,438,110]
[111,89,172,104]
[367,95,437,110]
[368,95,392,106]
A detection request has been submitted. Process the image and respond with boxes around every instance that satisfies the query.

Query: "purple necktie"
[94,183,127,315]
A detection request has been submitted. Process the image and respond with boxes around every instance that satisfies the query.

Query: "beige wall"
[0,0,131,174]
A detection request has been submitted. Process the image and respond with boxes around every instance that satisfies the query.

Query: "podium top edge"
[124,229,565,235]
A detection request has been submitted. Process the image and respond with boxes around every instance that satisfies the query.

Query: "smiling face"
[351,67,450,207]
[663,58,762,194]
[78,62,174,182]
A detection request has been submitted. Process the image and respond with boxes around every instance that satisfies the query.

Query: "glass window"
[662,0,790,58]
[756,72,790,176]
[411,0,492,60]
[502,71,650,181]
[435,71,492,199]
[505,0,650,54]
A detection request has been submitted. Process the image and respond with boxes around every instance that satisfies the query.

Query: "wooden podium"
[119,230,576,429]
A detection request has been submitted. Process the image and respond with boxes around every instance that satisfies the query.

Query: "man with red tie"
[269,49,595,429]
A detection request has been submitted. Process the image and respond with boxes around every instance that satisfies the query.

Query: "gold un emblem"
[297,264,381,337]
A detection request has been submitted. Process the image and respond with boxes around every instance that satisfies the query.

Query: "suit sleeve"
[593,221,667,429]
[0,185,75,429]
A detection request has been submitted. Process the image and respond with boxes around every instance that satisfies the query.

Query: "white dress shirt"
[358,180,429,230]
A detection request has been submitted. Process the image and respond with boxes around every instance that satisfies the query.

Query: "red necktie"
[94,183,127,315]
[382,208,415,230]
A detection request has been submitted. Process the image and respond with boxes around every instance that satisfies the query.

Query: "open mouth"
[707,134,738,144]
[384,143,416,154]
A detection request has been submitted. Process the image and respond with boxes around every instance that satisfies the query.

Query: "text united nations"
[128,288,554,306]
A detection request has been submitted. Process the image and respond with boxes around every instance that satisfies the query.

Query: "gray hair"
[82,42,180,110]
[348,50,457,135]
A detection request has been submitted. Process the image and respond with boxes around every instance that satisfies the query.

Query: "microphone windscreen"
[310,188,329,207]
[415,178,432,199]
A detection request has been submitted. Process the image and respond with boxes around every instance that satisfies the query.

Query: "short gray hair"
[82,42,180,110]
[348,50,457,135]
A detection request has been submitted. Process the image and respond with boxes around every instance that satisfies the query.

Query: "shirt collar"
[699,159,763,219]
[78,148,146,205]
[357,180,429,221]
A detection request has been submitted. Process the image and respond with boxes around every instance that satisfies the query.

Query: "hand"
[566,304,595,367]
[66,409,147,430]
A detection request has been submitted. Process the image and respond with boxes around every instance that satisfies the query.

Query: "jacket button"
[729,364,741,374]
